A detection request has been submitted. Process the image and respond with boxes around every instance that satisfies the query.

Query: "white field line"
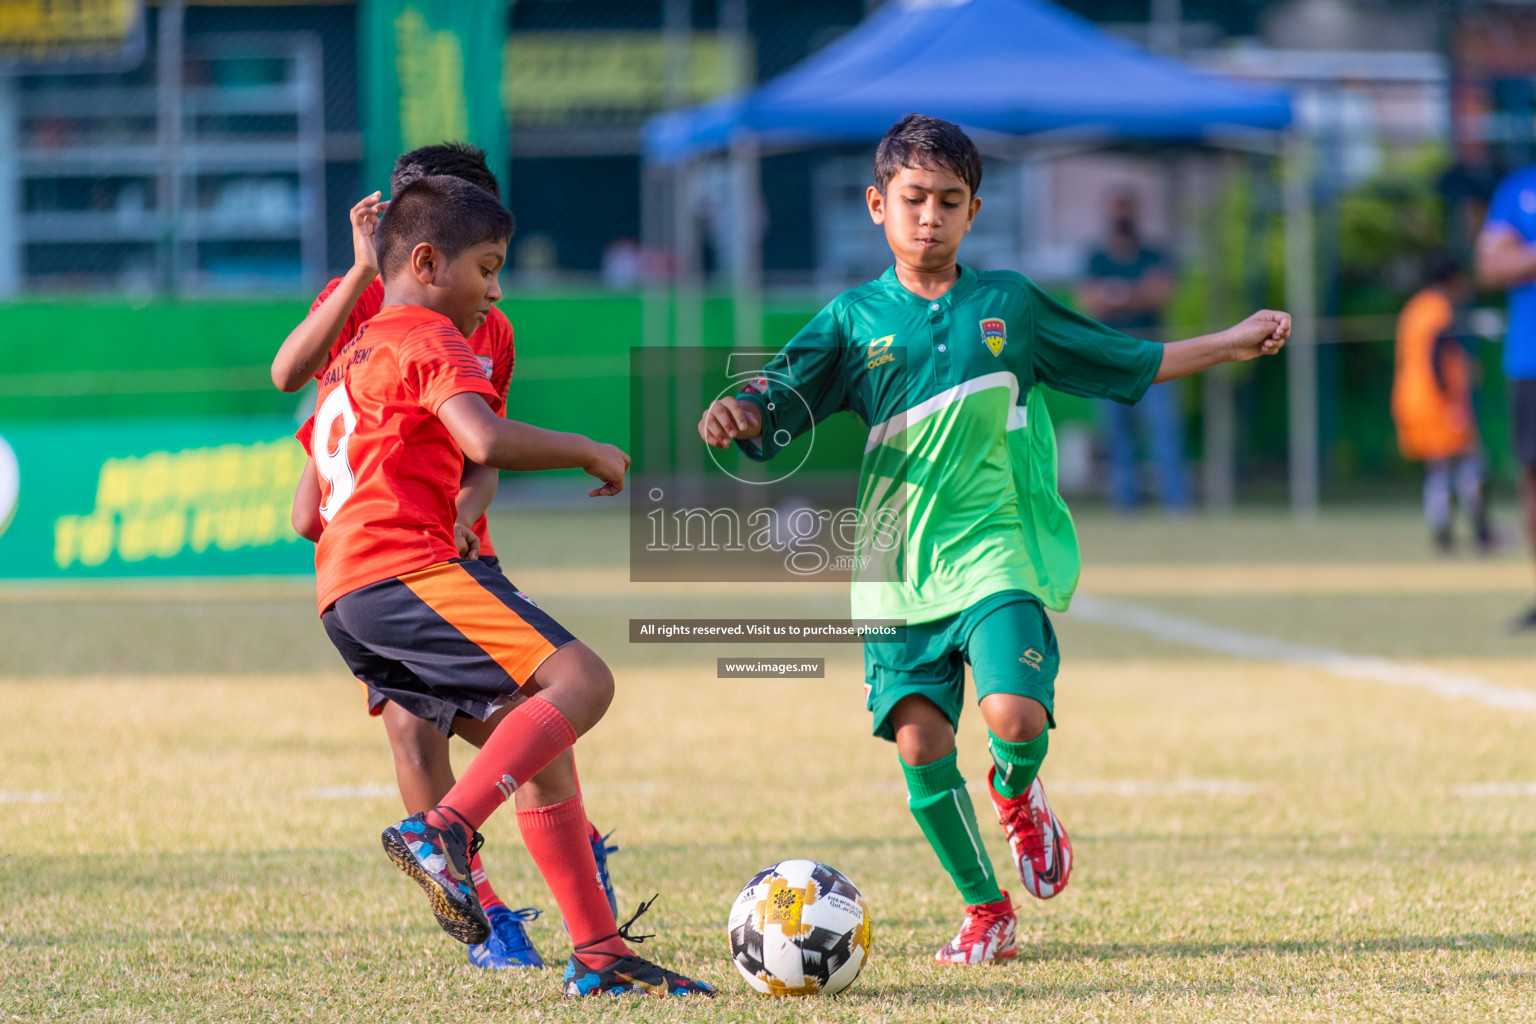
[1067,594,1536,713]
[1048,779,1261,796]
[580,781,657,796]
[1452,782,1536,797]
[0,790,58,803]
[871,779,1259,797]
[308,783,397,800]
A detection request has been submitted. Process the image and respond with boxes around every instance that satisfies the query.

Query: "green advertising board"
[359,0,507,196]
[0,419,313,579]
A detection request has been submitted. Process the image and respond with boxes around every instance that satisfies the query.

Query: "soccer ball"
[727,859,872,996]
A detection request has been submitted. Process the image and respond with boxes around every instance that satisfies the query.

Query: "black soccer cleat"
[561,894,715,998]
[380,810,491,945]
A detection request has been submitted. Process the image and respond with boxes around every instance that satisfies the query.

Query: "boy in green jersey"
[698,114,1290,965]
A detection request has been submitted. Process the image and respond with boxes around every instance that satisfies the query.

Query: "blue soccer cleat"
[380,811,490,945]
[590,826,620,917]
[468,906,546,969]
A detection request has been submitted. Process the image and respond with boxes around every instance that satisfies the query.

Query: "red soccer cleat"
[987,767,1072,899]
[935,894,1018,965]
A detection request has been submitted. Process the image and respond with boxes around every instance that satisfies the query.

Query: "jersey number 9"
[315,384,359,522]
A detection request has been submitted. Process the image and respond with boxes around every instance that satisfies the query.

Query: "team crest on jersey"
[867,334,895,370]
[476,356,494,379]
[980,318,1006,357]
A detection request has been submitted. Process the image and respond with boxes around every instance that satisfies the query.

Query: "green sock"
[987,729,1049,799]
[900,751,1003,907]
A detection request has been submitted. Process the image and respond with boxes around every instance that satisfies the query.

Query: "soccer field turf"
[3,508,1535,1021]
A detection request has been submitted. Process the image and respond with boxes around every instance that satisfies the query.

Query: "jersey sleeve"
[487,312,515,417]
[1023,277,1163,404]
[398,324,502,415]
[308,277,381,381]
[294,415,316,456]
[733,301,851,462]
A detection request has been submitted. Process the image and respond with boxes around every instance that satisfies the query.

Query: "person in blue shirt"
[1476,167,1536,629]
[1080,190,1190,512]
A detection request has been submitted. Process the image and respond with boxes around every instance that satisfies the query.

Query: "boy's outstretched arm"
[271,192,386,391]
[1153,309,1291,383]
[436,392,630,496]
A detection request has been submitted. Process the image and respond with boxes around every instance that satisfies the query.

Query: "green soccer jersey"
[735,264,1162,624]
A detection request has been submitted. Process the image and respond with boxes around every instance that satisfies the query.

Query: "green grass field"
[4,507,1536,1022]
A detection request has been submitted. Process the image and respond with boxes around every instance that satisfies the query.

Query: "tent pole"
[674,158,705,486]
[641,158,667,350]
[1282,132,1319,519]
[1185,151,1235,513]
[674,158,703,353]
[639,157,670,485]
[730,131,763,353]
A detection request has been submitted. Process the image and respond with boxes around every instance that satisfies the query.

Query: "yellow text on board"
[394,7,469,152]
[54,439,306,569]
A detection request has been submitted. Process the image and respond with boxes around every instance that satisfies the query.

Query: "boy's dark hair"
[874,114,983,197]
[377,175,514,278]
[1425,253,1464,286]
[391,141,500,199]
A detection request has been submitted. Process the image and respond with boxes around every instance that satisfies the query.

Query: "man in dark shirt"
[1081,190,1189,512]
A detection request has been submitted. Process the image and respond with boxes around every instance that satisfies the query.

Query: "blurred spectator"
[1391,257,1493,554]
[601,239,643,289]
[1475,165,1536,629]
[1080,189,1188,512]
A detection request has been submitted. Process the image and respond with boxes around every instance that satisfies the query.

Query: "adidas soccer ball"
[727,859,871,996]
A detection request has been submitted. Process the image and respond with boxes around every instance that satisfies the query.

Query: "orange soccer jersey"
[310,276,514,556]
[1392,289,1476,462]
[311,304,501,614]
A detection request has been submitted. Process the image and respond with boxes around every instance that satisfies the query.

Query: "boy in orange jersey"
[308,174,713,998]
[1392,256,1494,553]
[277,144,617,971]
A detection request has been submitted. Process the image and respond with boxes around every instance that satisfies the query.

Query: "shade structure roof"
[643,0,1293,164]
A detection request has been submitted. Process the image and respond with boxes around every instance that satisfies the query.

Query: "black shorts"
[323,558,576,736]
[1512,379,1536,470]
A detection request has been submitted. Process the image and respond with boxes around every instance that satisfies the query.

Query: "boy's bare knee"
[978,693,1048,743]
[890,695,957,766]
[529,642,614,735]
[383,707,445,768]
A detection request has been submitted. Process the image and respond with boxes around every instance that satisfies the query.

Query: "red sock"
[517,795,628,960]
[569,760,603,845]
[428,697,575,831]
[469,850,505,912]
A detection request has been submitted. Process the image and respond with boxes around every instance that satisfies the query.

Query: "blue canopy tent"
[644,0,1292,163]
[641,0,1318,515]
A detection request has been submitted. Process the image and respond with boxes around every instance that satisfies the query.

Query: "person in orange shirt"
[1392,257,1493,552]
[276,144,617,971]
[308,174,712,997]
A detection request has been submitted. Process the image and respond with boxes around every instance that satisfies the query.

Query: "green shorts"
[863,590,1059,742]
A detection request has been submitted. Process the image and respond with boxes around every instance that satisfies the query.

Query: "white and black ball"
[727,859,872,996]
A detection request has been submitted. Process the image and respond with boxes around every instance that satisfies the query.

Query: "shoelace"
[430,804,486,858]
[955,903,1012,947]
[1001,799,1047,861]
[592,829,620,862]
[571,892,661,957]
[499,906,541,923]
